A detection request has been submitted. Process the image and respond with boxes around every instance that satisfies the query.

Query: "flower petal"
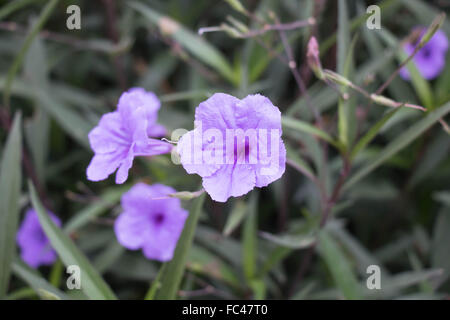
[235,94,282,131]
[86,150,126,182]
[115,149,134,184]
[255,138,286,188]
[147,123,167,137]
[133,138,172,157]
[118,88,161,134]
[120,183,177,213]
[202,164,256,202]
[195,93,240,130]
[88,112,130,153]
[142,208,187,262]
[114,211,150,250]
[142,236,176,262]
[430,29,449,51]
[177,130,222,177]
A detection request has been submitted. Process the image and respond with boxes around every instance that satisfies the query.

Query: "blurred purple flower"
[16,209,60,268]
[114,183,188,262]
[177,93,286,202]
[400,28,449,81]
[87,88,172,184]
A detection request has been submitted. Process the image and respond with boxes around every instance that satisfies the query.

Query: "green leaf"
[408,131,450,187]
[401,53,434,110]
[291,281,317,300]
[64,186,127,233]
[360,20,414,103]
[318,231,361,300]
[24,36,49,182]
[128,1,235,84]
[137,53,177,89]
[328,224,386,276]
[258,247,292,278]
[377,29,434,109]
[433,192,450,207]
[338,34,358,148]
[400,0,450,34]
[344,102,450,190]
[288,39,402,118]
[282,116,341,149]
[28,181,117,300]
[285,144,315,181]
[223,200,248,236]
[49,260,63,288]
[337,0,350,75]
[0,113,22,298]
[160,90,211,103]
[0,0,41,21]
[196,226,242,268]
[3,0,58,108]
[5,287,37,300]
[431,208,450,280]
[436,55,450,106]
[0,76,95,148]
[249,279,266,300]
[145,263,167,300]
[12,260,70,300]
[364,269,444,299]
[93,242,124,274]
[156,192,206,299]
[320,0,399,56]
[32,89,92,148]
[242,193,258,282]
[187,246,241,288]
[224,0,247,14]
[351,108,401,160]
[37,289,61,300]
[25,109,49,182]
[260,232,315,249]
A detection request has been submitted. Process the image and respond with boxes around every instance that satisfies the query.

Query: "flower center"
[152,213,165,225]
[234,137,251,163]
[422,47,432,59]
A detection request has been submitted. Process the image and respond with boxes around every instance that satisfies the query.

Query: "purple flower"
[87,88,172,184]
[400,28,449,81]
[16,209,61,268]
[177,93,286,202]
[114,183,188,262]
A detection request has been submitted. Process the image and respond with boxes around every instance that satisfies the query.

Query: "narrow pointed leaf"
[0,113,22,298]
[28,181,117,300]
[282,116,341,149]
[318,231,361,300]
[351,108,401,159]
[3,0,58,107]
[242,193,258,282]
[344,102,450,190]
[12,260,70,300]
[156,192,206,299]
[260,232,315,249]
[223,200,248,236]
[128,1,235,83]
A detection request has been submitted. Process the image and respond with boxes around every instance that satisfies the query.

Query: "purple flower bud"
[307,37,324,79]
